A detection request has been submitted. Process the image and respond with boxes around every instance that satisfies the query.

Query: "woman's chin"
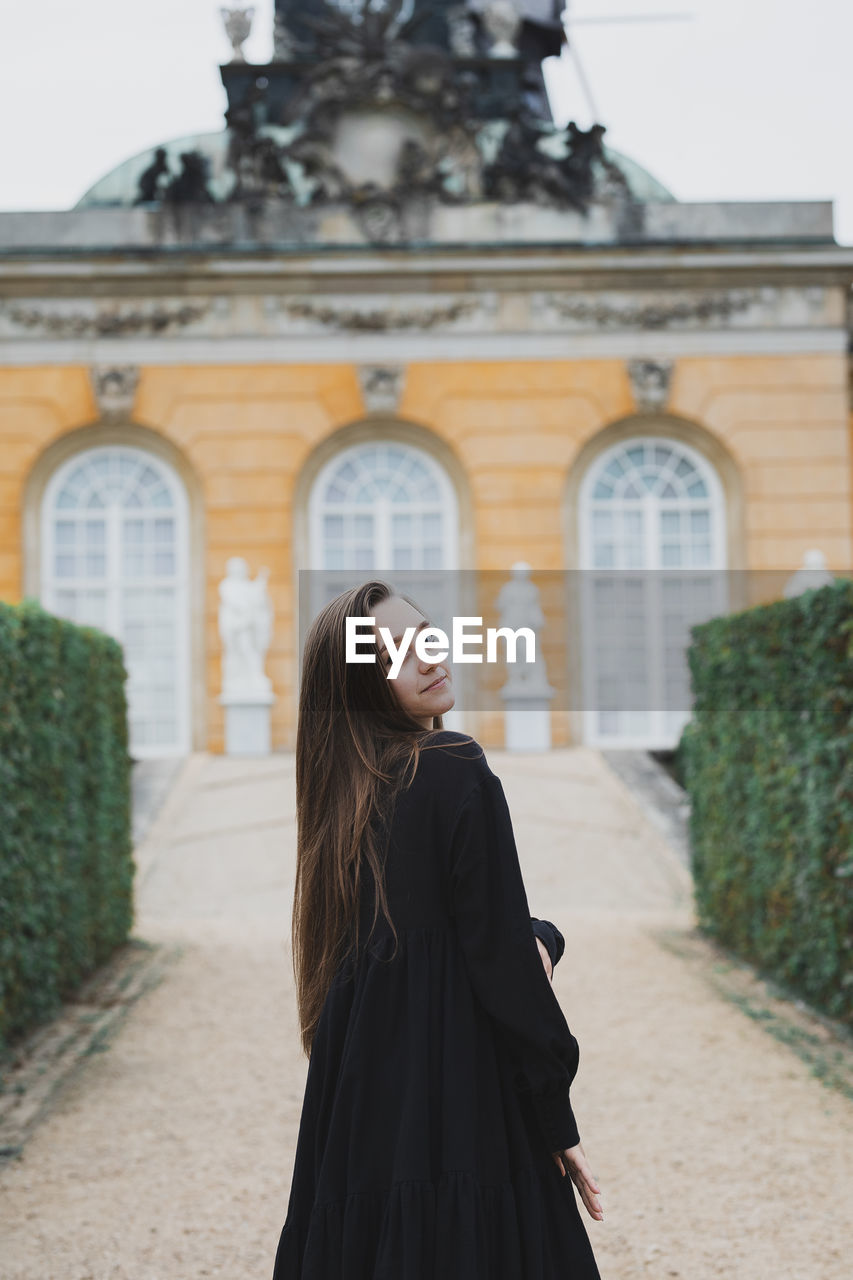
[416,676,455,718]
[434,691,456,716]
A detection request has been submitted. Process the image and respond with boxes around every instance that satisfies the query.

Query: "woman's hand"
[534,936,553,982]
[552,1142,604,1221]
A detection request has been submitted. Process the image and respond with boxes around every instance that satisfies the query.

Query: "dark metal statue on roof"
[134,148,170,205]
[210,0,633,232]
[164,152,215,205]
[177,0,634,237]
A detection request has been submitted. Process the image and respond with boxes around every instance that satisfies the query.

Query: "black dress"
[273,731,601,1279]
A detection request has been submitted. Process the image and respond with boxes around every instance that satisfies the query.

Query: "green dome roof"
[75,131,252,207]
[602,146,676,203]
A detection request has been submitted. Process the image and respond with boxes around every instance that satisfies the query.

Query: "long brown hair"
[293,579,447,1058]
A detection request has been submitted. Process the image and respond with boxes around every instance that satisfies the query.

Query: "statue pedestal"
[501,685,554,752]
[219,689,275,756]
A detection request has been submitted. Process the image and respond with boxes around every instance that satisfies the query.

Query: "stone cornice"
[0,328,845,368]
[2,246,853,297]
[0,197,841,264]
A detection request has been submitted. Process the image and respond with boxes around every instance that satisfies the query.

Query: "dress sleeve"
[449,773,581,1153]
[530,917,565,971]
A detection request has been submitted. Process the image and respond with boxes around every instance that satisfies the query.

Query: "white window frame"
[41,444,192,759]
[577,435,728,749]
[305,438,464,730]
[309,439,459,575]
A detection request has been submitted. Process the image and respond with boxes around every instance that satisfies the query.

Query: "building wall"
[2,352,851,751]
[0,367,95,600]
[669,354,852,573]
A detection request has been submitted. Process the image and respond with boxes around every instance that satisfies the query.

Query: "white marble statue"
[218,556,273,695]
[496,560,552,693]
[783,548,835,599]
[480,0,522,58]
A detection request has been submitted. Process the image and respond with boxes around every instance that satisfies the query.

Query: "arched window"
[305,438,463,725]
[310,440,458,574]
[577,436,728,748]
[41,445,191,757]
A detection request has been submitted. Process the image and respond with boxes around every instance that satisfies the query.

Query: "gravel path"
[1,748,851,1279]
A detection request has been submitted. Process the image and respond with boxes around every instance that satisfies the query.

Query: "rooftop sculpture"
[185,0,633,232]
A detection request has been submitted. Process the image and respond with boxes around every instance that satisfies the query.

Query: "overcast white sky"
[2,0,851,243]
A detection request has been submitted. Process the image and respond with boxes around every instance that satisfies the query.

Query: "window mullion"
[377,498,390,570]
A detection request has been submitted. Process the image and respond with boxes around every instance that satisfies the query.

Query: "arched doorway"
[577,435,728,748]
[41,444,191,757]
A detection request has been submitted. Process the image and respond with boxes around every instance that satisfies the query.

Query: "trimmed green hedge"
[0,599,134,1053]
[678,579,853,1028]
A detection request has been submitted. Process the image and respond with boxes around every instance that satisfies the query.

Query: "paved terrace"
[1,748,850,1279]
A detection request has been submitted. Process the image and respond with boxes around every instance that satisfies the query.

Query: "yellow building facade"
[2,4,852,757]
[1,241,851,755]
[4,0,850,752]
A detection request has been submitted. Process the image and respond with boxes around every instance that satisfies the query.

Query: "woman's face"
[372,595,455,730]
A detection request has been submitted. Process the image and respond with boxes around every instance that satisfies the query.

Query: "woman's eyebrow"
[377,618,430,658]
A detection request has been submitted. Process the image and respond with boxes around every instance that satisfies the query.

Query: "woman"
[273,579,603,1278]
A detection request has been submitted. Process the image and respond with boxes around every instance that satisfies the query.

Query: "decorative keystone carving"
[627,359,674,413]
[91,365,140,418]
[358,365,405,414]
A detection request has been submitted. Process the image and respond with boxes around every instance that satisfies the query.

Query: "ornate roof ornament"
[124,0,639,237]
[446,5,477,56]
[273,12,299,59]
[481,0,523,57]
[217,2,630,228]
[301,0,425,56]
[221,6,255,62]
[133,147,215,206]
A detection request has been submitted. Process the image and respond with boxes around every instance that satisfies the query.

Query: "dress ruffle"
[273,931,599,1279]
[274,1164,597,1280]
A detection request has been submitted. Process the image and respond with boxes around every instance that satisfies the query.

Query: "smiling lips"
[423,673,448,693]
